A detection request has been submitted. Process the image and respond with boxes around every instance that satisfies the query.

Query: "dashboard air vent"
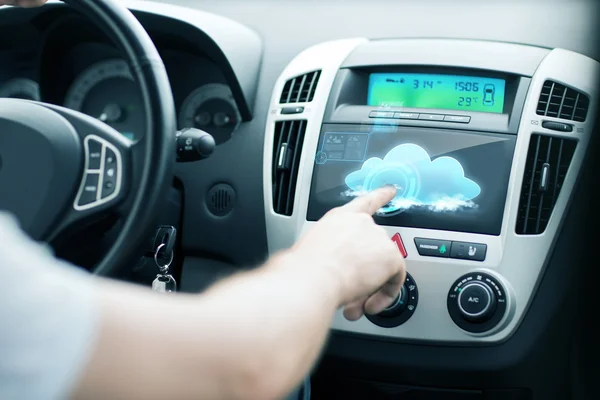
[536,80,589,122]
[516,134,577,235]
[272,120,307,216]
[279,70,321,103]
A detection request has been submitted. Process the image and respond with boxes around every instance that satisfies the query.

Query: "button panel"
[74,135,122,210]
[415,238,487,261]
[368,110,471,124]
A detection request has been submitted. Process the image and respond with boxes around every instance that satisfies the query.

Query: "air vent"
[516,134,577,235]
[279,70,321,103]
[536,80,589,122]
[272,120,307,215]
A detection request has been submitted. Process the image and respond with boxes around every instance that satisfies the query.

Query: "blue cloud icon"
[345,144,481,213]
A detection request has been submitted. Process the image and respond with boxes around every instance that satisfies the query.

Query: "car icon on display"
[483,84,495,106]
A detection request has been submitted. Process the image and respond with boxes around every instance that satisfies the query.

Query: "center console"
[263,38,599,343]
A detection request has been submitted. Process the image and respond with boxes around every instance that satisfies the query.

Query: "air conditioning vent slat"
[272,120,307,216]
[536,80,589,122]
[279,70,321,103]
[516,134,577,235]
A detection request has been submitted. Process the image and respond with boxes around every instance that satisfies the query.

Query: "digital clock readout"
[368,73,506,114]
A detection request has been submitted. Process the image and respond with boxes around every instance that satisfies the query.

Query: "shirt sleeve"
[0,212,99,400]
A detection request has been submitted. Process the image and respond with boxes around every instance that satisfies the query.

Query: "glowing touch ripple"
[344,144,481,214]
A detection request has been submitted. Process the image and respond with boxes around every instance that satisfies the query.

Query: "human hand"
[0,0,47,7]
[292,186,406,321]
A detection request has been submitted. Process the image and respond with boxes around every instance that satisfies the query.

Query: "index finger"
[341,186,396,215]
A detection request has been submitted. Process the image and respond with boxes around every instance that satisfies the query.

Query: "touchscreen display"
[307,126,516,235]
[368,73,506,113]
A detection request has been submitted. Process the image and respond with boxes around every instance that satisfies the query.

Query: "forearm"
[195,251,342,399]
[73,250,342,400]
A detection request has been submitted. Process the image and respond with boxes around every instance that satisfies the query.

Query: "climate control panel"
[264,38,598,343]
[447,272,508,334]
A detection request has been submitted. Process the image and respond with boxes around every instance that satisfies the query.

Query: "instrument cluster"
[0,43,240,144]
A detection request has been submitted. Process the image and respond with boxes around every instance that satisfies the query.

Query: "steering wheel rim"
[61,0,176,276]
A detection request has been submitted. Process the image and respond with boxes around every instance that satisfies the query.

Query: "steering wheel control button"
[447,272,508,334]
[102,170,117,198]
[391,233,407,258]
[366,272,418,328]
[542,120,573,132]
[457,282,496,320]
[74,135,122,211]
[414,238,451,258]
[86,138,103,170]
[105,148,117,166]
[450,241,487,262]
[78,173,100,206]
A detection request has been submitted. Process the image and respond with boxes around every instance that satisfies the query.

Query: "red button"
[392,233,407,258]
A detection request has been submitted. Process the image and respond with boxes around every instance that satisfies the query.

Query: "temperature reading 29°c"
[368,73,507,114]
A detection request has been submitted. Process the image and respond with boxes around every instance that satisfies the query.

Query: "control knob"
[366,272,419,328]
[456,281,497,322]
[447,272,508,334]
[378,285,409,317]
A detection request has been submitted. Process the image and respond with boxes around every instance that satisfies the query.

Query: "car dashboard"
[0,2,255,145]
[1,1,599,399]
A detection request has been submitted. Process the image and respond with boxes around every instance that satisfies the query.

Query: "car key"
[151,243,177,293]
[152,225,177,264]
[152,274,177,293]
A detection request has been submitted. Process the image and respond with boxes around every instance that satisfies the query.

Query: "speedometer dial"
[179,83,240,145]
[64,59,144,140]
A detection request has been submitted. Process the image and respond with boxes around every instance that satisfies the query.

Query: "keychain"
[151,243,177,293]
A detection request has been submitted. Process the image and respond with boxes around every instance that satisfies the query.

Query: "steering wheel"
[0,0,176,276]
